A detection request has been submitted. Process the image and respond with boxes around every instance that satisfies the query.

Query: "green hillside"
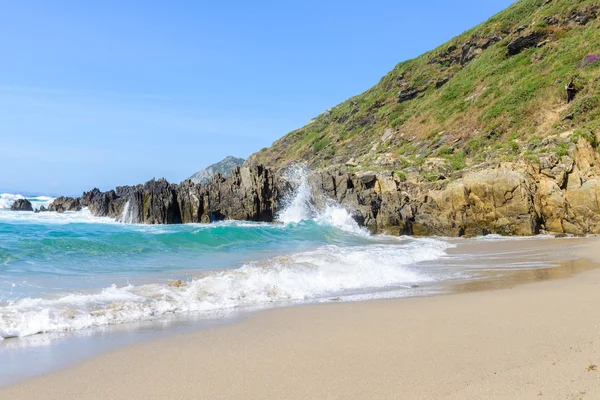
[249,0,600,180]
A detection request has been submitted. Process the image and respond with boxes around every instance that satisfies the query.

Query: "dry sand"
[2,239,600,399]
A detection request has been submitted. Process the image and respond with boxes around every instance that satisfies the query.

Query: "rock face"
[188,156,245,184]
[34,205,47,213]
[307,138,600,236]
[48,197,82,213]
[506,32,547,56]
[55,139,600,236]
[10,199,33,211]
[69,166,282,225]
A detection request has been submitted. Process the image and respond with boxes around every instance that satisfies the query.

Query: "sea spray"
[120,200,137,224]
[277,164,367,235]
[277,164,316,223]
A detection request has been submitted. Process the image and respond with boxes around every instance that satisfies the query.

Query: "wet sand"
[2,238,600,399]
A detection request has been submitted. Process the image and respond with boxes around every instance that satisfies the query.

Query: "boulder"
[35,205,48,213]
[48,197,81,213]
[10,199,33,211]
[413,169,539,236]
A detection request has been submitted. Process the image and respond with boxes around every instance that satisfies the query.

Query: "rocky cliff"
[47,0,600,237]
[51,166,282,225]
[248,0,600,180]
[50,135,600,236]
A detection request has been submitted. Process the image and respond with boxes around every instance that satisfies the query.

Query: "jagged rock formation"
[307,136,600,236]
[48,197,81,213]
[50,136,600,236]
[47,0,600,237]
[188,156,245,184]
[56,166,282,225]
[10,199,33,211]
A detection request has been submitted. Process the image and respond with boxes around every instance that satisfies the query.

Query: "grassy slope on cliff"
[249,0,600,180]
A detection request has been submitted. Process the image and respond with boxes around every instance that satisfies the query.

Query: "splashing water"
[277,164,316,223]
[277,164,367,236]
[120,200,136,224]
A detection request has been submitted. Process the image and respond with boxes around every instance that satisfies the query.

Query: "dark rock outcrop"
[81,188,123,218]
[431,35,502,67]
[10,199,33,211]
[34,205,47,213]
[75,166,282,225]
[564,6,597,26]
[506,32,546,57]
[48,197,82,213]
[397,87,426,103]
[56,139,600,237]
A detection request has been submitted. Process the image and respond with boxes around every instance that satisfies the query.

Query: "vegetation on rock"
[248,0,600,184]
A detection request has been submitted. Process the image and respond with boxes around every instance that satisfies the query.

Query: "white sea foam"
[28,196,55,210]
[0,193,25,209]
[0,237,452,339]
[0,208,116,225]
[0,193,54,210]
[468,234,556,242]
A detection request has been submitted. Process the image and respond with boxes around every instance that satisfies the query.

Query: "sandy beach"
[2,239,600,399]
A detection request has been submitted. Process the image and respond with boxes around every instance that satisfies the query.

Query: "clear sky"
[0,0,515,195]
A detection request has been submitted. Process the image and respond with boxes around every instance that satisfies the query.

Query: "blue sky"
[0,0,515,195]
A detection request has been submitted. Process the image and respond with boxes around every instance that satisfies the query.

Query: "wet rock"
[48,197,82,213]
[10,199,33,211]
[51,152,600,236]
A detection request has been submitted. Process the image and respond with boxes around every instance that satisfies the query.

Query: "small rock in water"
[168,279,187,288]
[10,199,33,212]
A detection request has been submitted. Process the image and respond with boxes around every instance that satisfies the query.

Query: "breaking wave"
[0,237,451,339]
[0,167,453,339]
[0,193,54,211]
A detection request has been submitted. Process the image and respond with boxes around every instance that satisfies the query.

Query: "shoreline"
[2,237,600,399]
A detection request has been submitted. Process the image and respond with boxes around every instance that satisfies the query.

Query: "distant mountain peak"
[188,156,245,184]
